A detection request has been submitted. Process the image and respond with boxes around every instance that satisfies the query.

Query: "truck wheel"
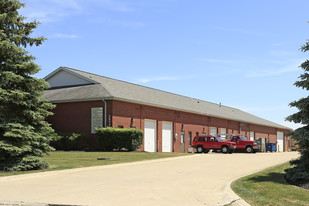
[221,146,229,154]
[197,146,204,153]
[246,146,253,153]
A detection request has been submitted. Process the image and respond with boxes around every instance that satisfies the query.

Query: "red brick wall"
[47,100,112,148]
[111,100,291,152]
[48,100,291,152]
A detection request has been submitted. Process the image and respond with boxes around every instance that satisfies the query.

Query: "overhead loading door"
[277,131,284,152]
[162,122,173,152]
[144,120,157,152]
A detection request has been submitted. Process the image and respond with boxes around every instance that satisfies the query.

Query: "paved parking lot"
[0,152,299,206]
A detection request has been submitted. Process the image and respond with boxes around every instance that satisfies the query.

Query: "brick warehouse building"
[44,67,292,152]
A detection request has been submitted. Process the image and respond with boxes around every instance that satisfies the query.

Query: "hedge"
[49,132,88,151]
[95,127,143,151]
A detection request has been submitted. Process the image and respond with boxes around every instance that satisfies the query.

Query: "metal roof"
[44,67,291,130]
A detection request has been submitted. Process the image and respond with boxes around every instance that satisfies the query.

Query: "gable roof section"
[44,67,98,88]
[44,67,291,130]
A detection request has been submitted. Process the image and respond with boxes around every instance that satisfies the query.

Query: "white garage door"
[277,131,284,152]
[144,120,157,152]
[162,122,173,152]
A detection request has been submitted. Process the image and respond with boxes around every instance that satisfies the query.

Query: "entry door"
[162,122,173,152]
[277,131,284,152]
[250,131,255,141]
[144,120,157,152]
[180,131,185,153]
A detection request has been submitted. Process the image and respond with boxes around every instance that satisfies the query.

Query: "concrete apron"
[0,152,299,206]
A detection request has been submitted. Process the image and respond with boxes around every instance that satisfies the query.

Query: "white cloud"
[92,0,135,12]
[49,33,78,39]
[138,75,195,83]
[269,51,297,57]
[138,76,181,83]
[235,105,305,130]
[245,67,300,78]
[200,58,237,64]
[92,17,145,28]
[244,61,303,78]
[21,0,82,23]
[213,26,265,36]
[21,0,139,24]
[237,105,289,113]
[280,121,304,130]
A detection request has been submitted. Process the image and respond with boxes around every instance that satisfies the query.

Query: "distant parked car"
[191,136,236,154]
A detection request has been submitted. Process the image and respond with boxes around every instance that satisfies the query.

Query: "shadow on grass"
[247,172,288,185]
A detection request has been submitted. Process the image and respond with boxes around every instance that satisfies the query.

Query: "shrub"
[95,127,143,151]
[49,132,88,151]
[285,160,309,186]
[284,127,309,186]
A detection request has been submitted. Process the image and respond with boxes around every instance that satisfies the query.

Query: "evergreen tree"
[0,0,55,171]
[285,38,309,185]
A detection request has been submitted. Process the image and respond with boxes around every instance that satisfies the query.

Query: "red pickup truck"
[192,136,236,154]
[228,135,260,153]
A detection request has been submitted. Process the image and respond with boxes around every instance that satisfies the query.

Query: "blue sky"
[21,0,309,129]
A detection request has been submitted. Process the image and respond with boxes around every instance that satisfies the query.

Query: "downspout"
[239,122,242,134]
[101,98,107,127]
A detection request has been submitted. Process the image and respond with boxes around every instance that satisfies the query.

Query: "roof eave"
[46,97,104,104]
[44,95,291,131]
[106,97,292,131]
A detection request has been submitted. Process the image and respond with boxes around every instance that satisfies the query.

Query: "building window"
[196,132,199,137]
[118,125,124,128]
[202,132,206,136]
[220,128,227,138]
[91,107,104,134]
[210,127,217,136]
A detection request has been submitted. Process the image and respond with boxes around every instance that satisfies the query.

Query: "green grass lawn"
[0,151,191,177]
[231,162,309,206]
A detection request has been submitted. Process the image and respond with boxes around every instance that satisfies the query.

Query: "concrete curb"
[0,202,84,206]
[223,153,300,206]
[0,154,198,182]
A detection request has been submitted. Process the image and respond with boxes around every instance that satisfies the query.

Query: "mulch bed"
[300,182,309,190]
[285,175,309,190]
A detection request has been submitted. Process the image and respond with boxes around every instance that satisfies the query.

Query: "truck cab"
[229,135,260,153]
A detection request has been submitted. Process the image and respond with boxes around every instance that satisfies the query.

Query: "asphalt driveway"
[0,152,299,206]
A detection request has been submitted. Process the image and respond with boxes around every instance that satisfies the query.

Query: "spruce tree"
[285,39,309,185]
[0,0,55,171]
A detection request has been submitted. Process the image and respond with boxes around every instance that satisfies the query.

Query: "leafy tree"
[285,39,309,185]
[0,0,55,171]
